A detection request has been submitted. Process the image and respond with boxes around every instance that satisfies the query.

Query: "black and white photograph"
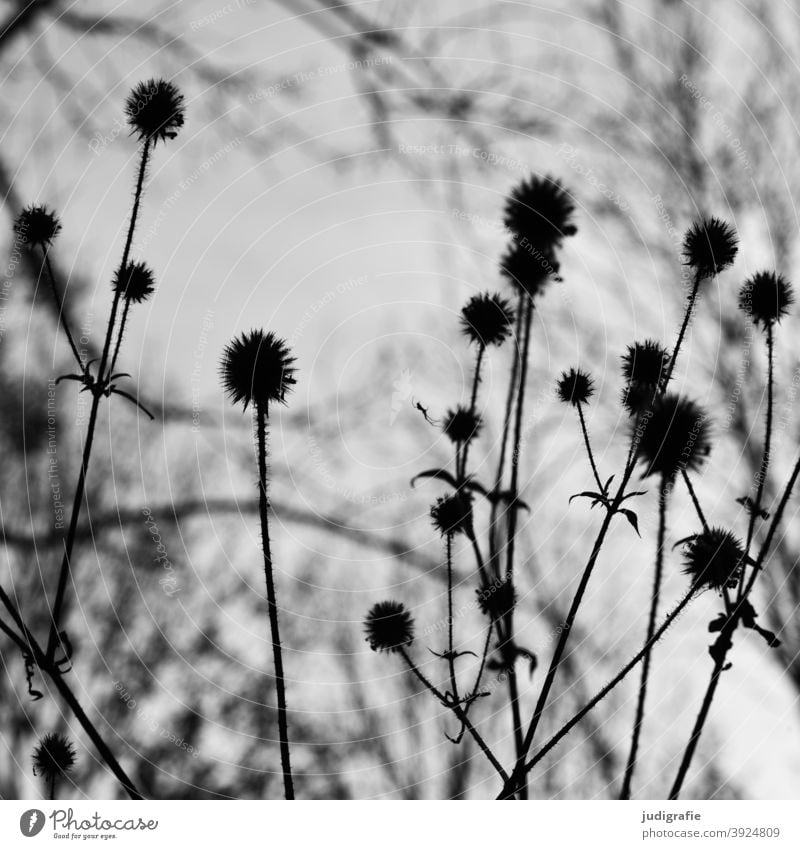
[0,0,799,842]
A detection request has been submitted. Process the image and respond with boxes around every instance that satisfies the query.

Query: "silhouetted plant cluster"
[362,175,796,801]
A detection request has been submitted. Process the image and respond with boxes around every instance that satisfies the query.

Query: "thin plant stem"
[46,140,152,658]
[445,534,459,705]
[255,403,294,800]
[661,271,701,390]
[577,402,604,493]
[49,773,55,801]
[500,295,534,798]
[682,470,709,531]
[740,323,774,601]
[42,251,83,370]
[620,473,669,799]
[489,290,524,575]
[506,582,700,792]
[670,331,787,799]
[398,647,508,782]
[108,297,132,379]
[459,345,485,478]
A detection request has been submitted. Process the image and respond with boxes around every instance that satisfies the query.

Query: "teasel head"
[13,204,61,248]
[364,600,415,653]
[442,406,482,445]
[460,292,515,347]
[476,579,516,620]
[503,175,577,252]
[430,492,472,537]
[220,330,297,411]
[557,368,594,407]
[738,271,794,329]
[637,393,711,481]
[500,240,559,299]
[113,260,155,303]
[682,217,738,280]
[621,340,670,415]
[32,733,76,783]
[125,78,186,145]
[683,527,744,591]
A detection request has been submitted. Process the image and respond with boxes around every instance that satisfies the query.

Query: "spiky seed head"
[460,292,515,347]
[637,394,711,480]
[113,260,155,303]
[125,78,185,145]
[430,493,472,537]
[476,580,515,620]
[499,241,559,299]
[32,733,76,782]
[622,340,670,387]
[504,175,577,252]
[738,271,794,329]
[364,601,414,652]
[683,527,744,591]
[220,330,297,411]
[682,217,738,279]
[13,205,61,248]
[442,406,482,445]
[557,368,594,407]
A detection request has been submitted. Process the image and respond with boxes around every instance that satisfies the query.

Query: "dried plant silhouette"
[0,2,798,802]
[0,77,186,800]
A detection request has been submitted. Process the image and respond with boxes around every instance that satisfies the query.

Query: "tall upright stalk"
[620,472,669,798]
[46,140,152,659]
[255,403,295,800]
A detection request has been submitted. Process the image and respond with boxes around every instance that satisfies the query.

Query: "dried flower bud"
[125,78,185,145]
[683,528,744,591]
[220,330,297,411]
[637,394,711,480]
[460,292,515,347]
[682,217,738,279]
[738,271,794,329]
[443,406,482,445]
[13,205,61,248]
[32,733,76,782]
[430,493,472,537]
[364,601,414,652]
[557,368,594,407]
[113,261,155,303]
[504,175,577,252]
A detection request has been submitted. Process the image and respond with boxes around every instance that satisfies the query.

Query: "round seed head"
[113,260,155,303]
[557,368,594,407]
[738,271,794,329]
[499,241,559,298]
[637,393,711,480]
[430,493,472,537]
[442,406,482,445]
[32,733,76,782]
[14,204,61,248]
[621,381,660,417]
[125,78,185,145]
[460,292,515,347]
[364,600,414,652]
[476,580,515,620]
[683,527,744,591]
[220,329,297,411]
[682,217,738,279]
[622,340,670,388]
[504,175,577,252]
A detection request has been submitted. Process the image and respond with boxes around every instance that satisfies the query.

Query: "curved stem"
[511,583,699,789]
[620,473,669,798]
[42,250,83,369]
[46,140,152,657]
[255,403,294,800]
[681,470,709,532]
[662,271,701,390]
[577,402,604,493]
[398,647,508,782]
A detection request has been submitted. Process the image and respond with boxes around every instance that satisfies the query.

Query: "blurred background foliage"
[0,0,798,798]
